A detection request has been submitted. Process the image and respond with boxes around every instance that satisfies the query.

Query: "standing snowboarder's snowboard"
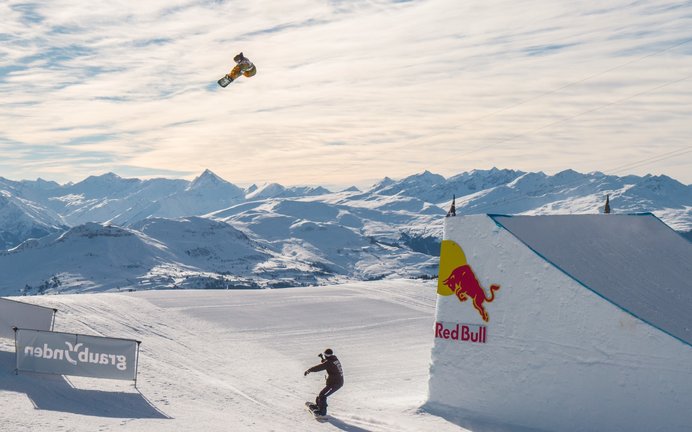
[305,402,328,421]
[217,76,233,88]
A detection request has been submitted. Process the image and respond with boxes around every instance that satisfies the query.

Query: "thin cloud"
[0,0,691,187]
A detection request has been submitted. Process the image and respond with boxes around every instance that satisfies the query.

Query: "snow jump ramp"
[426,213,692,432]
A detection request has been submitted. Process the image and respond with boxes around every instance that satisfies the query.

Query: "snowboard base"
[217,76,233,88]
[305,401,328,421]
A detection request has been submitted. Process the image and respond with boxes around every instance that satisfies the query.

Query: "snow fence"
[0,297,56,338]
[1,296,141,385]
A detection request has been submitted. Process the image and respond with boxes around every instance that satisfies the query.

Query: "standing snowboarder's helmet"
[234,52,245,63]
[324,348,334,356]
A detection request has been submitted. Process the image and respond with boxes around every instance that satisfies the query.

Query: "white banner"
[15,329,140,381]
[0,297,56,339]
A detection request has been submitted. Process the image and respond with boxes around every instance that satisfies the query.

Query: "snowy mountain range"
[0,168,690,295]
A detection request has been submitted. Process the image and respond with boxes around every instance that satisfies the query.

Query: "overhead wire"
[608,147,692,175]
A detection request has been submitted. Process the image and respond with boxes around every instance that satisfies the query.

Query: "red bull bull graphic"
[437,240,500,322]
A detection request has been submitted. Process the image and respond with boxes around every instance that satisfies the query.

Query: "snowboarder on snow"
[225,52,256,83]
[304,348,344,416]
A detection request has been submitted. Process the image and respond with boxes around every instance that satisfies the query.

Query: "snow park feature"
[426,213,692,432]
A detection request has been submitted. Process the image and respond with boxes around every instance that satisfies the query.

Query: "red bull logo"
[437,240,500,322]
[442,264,500,322]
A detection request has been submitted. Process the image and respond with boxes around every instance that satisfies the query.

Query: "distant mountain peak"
[246,182,286,200]
[371,176,395,190]
[85,172,122,182]
[58,222,134,242]
[194,169,222,181]
[404,170,445,184]
[188,169,229,190]
[74,172,113,183]
[22,178,61,190]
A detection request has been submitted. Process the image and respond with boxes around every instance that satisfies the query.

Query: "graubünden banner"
[0,297,56,339]
[15,329,140,381]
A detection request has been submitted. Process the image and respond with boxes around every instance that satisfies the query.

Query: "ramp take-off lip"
[428,214,692,432]
[491,213,692,347]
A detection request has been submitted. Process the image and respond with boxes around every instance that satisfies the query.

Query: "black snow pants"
[315,380,343,415]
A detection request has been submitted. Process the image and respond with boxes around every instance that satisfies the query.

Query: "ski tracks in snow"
[2,280,469,432]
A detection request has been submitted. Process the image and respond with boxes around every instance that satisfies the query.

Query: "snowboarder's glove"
[304,370,310,376]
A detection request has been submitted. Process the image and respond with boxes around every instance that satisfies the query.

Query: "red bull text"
[435,321,487,344]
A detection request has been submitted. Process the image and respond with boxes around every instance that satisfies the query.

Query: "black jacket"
[307,355,344,386]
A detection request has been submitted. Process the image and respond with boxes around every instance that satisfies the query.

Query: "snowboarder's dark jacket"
[307,355,344,386]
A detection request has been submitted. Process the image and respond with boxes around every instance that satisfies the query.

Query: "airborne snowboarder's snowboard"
[305,402,328,421]
[217,76,233,88]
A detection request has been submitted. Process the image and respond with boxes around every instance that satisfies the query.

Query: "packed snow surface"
[428,215,692,432]
[0,280,471,432]
[493,214,692,345]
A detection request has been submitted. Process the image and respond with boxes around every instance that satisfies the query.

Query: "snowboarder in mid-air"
[218,52,256,88]
[304,348,344,417]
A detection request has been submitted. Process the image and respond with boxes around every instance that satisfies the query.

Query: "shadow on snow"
[420,402,550,432]
[319,415,373,432]
[0,349,170,419]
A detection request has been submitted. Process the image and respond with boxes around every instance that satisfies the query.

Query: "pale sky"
[1,0,691,188]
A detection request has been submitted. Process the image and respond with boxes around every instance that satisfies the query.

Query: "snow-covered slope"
[371,168,525,205]
[9,170,244,227]
[0,280,469,432]
[50,176,188,226]
[450,170,692,230]
[0,190,66,250]
[245,182,331,200]
[129,216,273,289]
[0,191,442,295]
[125,170,245,223]
[0,168,689,294]
[4,168,690,238]
[213,196,441,282]
[428,215,692,432]
[0,223,174,295]
[0,219,274,295]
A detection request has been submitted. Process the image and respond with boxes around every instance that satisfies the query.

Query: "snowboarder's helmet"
[324,348,333,356]
[234,52,244,63]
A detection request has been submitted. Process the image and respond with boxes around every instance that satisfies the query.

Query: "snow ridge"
[0,168,689,294]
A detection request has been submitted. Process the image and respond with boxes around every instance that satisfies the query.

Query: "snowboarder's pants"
[315,381,343,414]
[228,64,256,80]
